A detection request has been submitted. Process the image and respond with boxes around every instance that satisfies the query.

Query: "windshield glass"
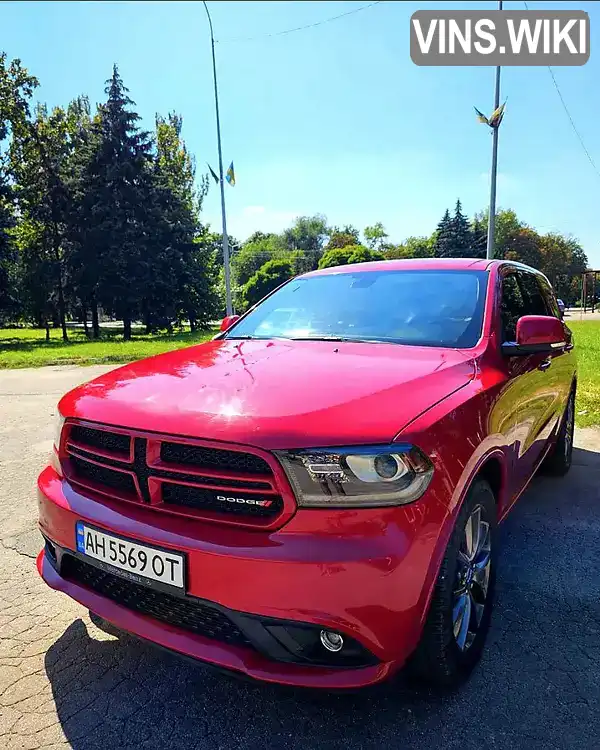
[226,269,489,348]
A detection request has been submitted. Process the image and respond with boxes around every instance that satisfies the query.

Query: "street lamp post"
[486,0,503,260]
[203,1,233,315]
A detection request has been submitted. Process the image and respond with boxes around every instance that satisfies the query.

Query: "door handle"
[565,343,574,352]
[538,358,552,371]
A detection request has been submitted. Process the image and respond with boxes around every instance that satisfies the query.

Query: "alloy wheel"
[452,505,492,651]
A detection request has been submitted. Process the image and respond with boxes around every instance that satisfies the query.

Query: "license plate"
[75,522,185,590]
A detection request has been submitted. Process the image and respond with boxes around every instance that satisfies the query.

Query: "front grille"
[160,442,271,475]
[162,483,282,517]
[61,422,290,527]
[62,556,252,648]
[70,425,130,455]
[69,456,137,496]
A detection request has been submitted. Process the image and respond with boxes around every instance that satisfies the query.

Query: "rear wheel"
[543,390,575,476]
[409,479,497,689]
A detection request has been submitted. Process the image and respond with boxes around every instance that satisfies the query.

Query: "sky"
[2,0,599,266]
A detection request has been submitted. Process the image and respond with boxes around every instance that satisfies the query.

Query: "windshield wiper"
[289,335,354,342]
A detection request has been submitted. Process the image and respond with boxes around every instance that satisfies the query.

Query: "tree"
[449,199,472,257]
[503,227,542,269]
[471,217,487,259]
[62,96,103,336]
[91,65,154,340]
[318,244,383,269]
[282,215,329,271]
[385,235,434,260]
[433,209,453,257]
[242,258,294,309]
[363,222,388,251]
[0,172,19,323]
[10,103,73,340]
[0,55,38,323]
[232,233,287,288]
[475,208,523,261]
[326,225,360,250]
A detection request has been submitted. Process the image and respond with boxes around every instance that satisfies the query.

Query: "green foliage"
[385,236,435,260]
[242,258,294,309]
[232,233,287,287]
[434,209,453,257]
[318,244,384,269]
[434,200,474,258]
[282,215,329,271]
[363,222,388,251]
[326,225,360,250]
[0,49,593,346]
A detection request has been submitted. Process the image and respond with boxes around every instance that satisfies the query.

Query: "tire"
[542,390,575,477]
[408,479,497,689]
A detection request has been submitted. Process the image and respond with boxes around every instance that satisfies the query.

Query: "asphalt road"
[1,365,600,750]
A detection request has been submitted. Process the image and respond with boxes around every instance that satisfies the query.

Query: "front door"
[500,270,565,488]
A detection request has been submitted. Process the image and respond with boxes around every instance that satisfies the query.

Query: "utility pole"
[486,0,503,260]
[203,1,233,315]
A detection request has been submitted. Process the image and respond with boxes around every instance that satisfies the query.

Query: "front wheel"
[409,479,497,689]
[543,390,575,476]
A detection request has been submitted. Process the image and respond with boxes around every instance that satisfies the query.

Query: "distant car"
[557,298,565,317]
[38,258,576,690]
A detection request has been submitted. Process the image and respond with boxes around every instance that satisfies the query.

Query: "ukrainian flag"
[226,161,235,186]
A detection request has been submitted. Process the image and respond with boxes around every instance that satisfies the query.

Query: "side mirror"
[219,314,240,332]
[501,315,566,357]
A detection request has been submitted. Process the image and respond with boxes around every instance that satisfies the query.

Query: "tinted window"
[500,273,527,341]
[536,275,561,318]
[227,270,489,348]
[518,272,550,316]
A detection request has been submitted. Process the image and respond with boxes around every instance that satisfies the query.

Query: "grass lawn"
[0,325,216,369]
[568,320,600,428]
[1,319,599,428]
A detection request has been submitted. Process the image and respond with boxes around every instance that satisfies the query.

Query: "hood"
[59,339,476,450]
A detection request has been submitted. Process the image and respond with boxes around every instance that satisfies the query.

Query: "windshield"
[226,269,489,348]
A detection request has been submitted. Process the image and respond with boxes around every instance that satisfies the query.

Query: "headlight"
[276,444,433,508]
[53,412,65,451]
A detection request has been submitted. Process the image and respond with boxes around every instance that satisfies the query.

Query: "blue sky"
[3,0,599,265]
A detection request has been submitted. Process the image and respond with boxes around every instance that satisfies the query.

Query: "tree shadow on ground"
[44,455,600,750]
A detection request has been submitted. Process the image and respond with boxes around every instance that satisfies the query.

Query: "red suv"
[37,258,576,689]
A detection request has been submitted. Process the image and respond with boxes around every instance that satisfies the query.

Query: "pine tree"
[93,65,154,340]
[449,199,472,257]
[433,209,453,257]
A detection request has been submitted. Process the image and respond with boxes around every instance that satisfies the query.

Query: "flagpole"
[203,1,233,316]
[486,0,502,260]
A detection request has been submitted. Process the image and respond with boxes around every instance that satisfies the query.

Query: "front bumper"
[37,465,445,688]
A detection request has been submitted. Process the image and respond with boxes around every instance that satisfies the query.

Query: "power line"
[523,0,600,180]
[218,1,383,43]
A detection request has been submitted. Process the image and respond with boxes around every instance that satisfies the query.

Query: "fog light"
[320,630,344,652]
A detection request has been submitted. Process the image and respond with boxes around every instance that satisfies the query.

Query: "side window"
[500,273,527,341]
[536,275,561,318]
[518,272,550,316]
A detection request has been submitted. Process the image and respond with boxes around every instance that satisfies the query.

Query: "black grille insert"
[62,556,252,648]
[69,456,137,496]
[162,483,282,517]
[70,426,130,455]
[160,442,272,476]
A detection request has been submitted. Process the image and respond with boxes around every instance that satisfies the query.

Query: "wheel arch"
[411,449,509,651]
